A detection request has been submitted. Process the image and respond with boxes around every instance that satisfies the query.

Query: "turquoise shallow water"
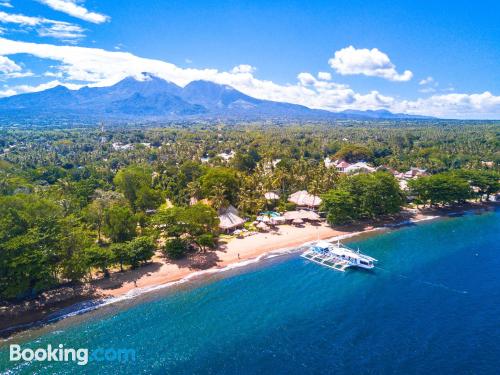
[1,207,499,374]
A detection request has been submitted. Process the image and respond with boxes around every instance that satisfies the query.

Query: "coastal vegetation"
[0,121,498,300]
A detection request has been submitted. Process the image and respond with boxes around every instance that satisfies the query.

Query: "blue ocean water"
[1,208,499,374]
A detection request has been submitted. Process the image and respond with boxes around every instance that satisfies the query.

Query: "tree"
[84,245,114,278]
[199,167,239,205]
[154,204,219,254]
[409,173,472,206]
[454,170,500,201]
[0,195,93,299]
[114,165,160,211]
[334,144,373,163]
[84,190,126,243]
[321,172,404,225]
[126,236,156,268]
[321,190,357,225]
[232,149,260,172]
[163,238,188,259]
[103,204,137,243]
[110,243,129,272]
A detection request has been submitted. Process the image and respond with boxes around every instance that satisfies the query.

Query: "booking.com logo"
[10,344,136,366]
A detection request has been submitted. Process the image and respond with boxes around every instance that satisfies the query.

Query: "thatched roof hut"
[256,222,270,232]
[218,205,245,232]
[284,210,320,222]
[288,190,322,208]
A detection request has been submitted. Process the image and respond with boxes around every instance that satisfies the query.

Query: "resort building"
[112,142,134,151]
[217,150,236,162]
[403,167,428,179]
[344,162,376,174]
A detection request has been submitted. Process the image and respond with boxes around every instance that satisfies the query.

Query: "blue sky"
[0,0,499,118]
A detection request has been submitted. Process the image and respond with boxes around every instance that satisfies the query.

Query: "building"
[218,205,245,233]
[288,190,322,208]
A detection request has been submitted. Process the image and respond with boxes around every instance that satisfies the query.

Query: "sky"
[0,0,499,119]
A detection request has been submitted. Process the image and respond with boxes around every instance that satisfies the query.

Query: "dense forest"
[1,121,499,300]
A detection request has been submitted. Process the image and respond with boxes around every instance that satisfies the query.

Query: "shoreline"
[1,202,496,338]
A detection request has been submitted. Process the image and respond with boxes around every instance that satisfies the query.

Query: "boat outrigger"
[301,240,377,272]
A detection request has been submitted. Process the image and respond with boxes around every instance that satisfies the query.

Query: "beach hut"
[270,216,286,225]
[256,222,270,232]
[218,205,245,233]
[288,190,322,208]
[300,210,320,221]
[283,210,303,221]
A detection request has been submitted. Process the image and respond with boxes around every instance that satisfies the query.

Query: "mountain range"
[0,73,432,121]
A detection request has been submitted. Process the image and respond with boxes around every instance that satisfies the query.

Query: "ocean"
[1,207,499,374]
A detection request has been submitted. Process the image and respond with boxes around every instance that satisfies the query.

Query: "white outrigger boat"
[301,241,377,272]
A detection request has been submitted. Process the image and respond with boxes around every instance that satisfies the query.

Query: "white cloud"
[297,72,316,86]
[419,76,434,85]
[0,54,19,72]
[396,92,500,119]
[37,22,84,41]
[231,64,256,74]
[0,38,498,118]
[0,79,81,97]
[317,71,331,81]
[0,54,33,78]
[419,87,436,94]
[0,11,85,40]
[0,1,12,8]
[328,45,413,82]
[38,0,109,24]
[0,11,43,26]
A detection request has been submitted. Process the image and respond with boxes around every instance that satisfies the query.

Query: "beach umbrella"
[261,216,271,223]
[256,222,270,232]
[292,218,304,225]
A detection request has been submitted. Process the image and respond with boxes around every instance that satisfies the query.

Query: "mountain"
[0,73,433,121]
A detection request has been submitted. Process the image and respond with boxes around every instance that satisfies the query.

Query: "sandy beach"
[2,203,494,336]
[94,222,354,297]
[94,209,433,297]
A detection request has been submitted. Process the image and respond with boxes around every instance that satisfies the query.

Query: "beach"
[1,203,493,336]
[2,204,498,374]
[93,209,436,298]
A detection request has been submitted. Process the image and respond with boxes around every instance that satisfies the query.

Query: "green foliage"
[408,173,472,206]
[103,204,137,243]
[114,165,161,211]
[321,190,356,225]
[84,245,114,278]
[163,238,189,259]
[0,123,498,300]
[334,144,373,163]
[154,203,219,255]
[321,172,404,225]
[232,149,261,172]
[0,194,93,299]
[199,167,239,205]
[126,236,156,268]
